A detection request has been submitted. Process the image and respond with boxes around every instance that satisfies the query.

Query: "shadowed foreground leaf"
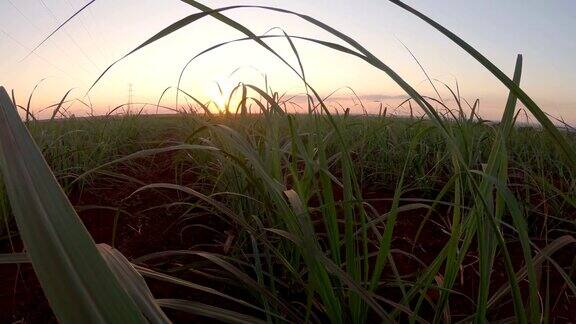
[0,87,145,323]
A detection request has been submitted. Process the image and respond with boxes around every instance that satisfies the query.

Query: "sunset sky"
[0,0,575,121]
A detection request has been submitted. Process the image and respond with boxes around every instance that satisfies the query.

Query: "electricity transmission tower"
[128,83,133,113]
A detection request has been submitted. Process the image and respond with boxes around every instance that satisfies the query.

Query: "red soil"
[0,151,574,323]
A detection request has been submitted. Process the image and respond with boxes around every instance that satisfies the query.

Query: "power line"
[85,4,113,61]
[5,0,92,76]
[0,28,83,84]
[62,0,108,63]
[7,0,40,30]
[37,0,100,71]
[23,0,96,62]
[128,83,133,112]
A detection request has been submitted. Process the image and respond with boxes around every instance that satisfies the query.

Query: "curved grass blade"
[0,252,29,264]
[135,249,300,320]
[97,244,171,323]
[156,299,266,324]
[50,88,74,121]
[134,264,276,318]
[85,5,247,93]
[487,235,576,310]
[25,78,45,123]
[388,0,576,169]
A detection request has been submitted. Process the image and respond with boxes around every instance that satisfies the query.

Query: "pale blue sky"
[0,0,574,120]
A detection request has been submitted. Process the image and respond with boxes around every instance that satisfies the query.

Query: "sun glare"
[206,78,238,113]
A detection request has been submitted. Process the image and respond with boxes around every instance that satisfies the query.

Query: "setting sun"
[206,77,237,113]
